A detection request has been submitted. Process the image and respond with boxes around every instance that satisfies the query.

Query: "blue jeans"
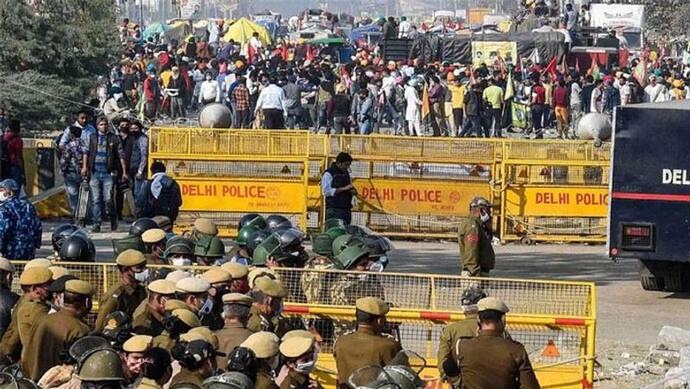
[64,173,81,217]
[359,119,373,135]
[89,173,114,224]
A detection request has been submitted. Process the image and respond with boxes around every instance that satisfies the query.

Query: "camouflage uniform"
[329,274,386,340]
[0,197,42,259]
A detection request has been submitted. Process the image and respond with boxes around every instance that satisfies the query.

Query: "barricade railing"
[147,128,610,242]
[9,261,596,388]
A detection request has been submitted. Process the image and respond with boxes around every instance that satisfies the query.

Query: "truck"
[608,100,690,291]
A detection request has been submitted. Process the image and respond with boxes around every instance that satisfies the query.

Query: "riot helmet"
[59,235,96,262]
[129,218,158,237]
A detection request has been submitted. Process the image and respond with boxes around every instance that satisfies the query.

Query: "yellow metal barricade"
[500,140,610,243]
[148,128,312,234]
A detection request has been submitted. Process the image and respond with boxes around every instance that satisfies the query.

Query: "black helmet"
[266,215,292,231]
[362,235,392,258]
[165,236,195,256]
[129,218,158,237]
[59,235,96,262]
[246,230,270,257]
[278,227,305,251]
[238,213,267,231]
[51,224,86,253]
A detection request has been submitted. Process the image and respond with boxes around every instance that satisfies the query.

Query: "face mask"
[480,210,491,223]
[134,269,150,283]
[368,261,384,273]
[199,297,214,316]
[0,192,8,202]
[172,258,192,266]
[294,359,316,374]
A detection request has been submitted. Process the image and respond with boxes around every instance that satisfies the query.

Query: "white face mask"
[295,359,317,374]
[0,192,8,202]
[134,269,149,283]
[171,258,192,266]
[480,210,491,223]
[199,297,214,316]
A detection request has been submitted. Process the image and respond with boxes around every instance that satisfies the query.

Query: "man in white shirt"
[398,16,411,38]
[321,152,356,224]
[590,80,604,113]
[619,77,633,106]
[255,77,288,129]
[644,75,668,103]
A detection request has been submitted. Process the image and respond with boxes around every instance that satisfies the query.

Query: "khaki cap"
[281,330,316,342]
[220,262,249,279]
[356,297,390,316]
[48,266,70,280]
[201,268,231,284]
[188,326,219,349]
[179,331,206,343]
[477,297,510,313]
[241,331,279,359]
[148,279,176,295]
[165,270,191,284]
[279,336,314,358]
[175,277,210,294]
[116,249,146,267]
[20,267,53,286]
[164,299,188,312]
[142,229,167,244]
[254,277,287,298]
[0,257,14,272]
[24,258,52,269]
[172,309,201,328]
[64,279,95,296]
[194,218,218,236]
[248,268,278,288]
[122,335,152,353]
[222,293,253,306]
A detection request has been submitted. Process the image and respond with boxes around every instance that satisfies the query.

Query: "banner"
[472,41,517,66]
[511,101,529,129]
[590,4,644,29]
[505,186,609,217]
[178,179,306,213]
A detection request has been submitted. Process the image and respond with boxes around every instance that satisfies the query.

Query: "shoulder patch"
[466,233,480,243]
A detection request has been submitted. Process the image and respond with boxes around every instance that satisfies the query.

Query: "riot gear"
[129,218,158,237]
[59,235,96,262]
[238,213,267,231]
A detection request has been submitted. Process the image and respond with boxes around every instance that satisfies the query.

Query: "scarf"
[150,172,166,199]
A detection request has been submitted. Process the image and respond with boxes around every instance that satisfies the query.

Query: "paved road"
[36,224,690,347]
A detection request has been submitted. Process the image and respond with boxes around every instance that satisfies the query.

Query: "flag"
[280,45,288,61]
[589,55,600,80]
[633,59,647,86]
[504,70,515,101]
[544,56,558,80]
[528,48,541,65]
[306,45,315,62]
[421,84,430,119]
[246,43,255,64]
[619,48,629,68]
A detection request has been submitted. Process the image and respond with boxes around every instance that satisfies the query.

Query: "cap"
[164,299,188,312]
[152,216,172,229]
[279,336,314,358]
[148,279,176,295]
[469,196,492,208]
[188,326,220,349]
[183,339,225,360]
[122,335,152,353]
[172,309,202,327]
[201,268,231,284]
[166,270,191,283]
[194,218,218,236]
[248,268,278,288]
[222,293,254,306]
[64,280,95,296]
[19,267,53,286]
[142,229,167,244]
[240,331,279,359]
[116,249,146,267]
[48,274,78,293]
[24,258,52,269]
[48,266,70,280]
[477,297,510,313]
[356,297,390,316]
[0,257,14,272]
[281,330,316,342]
[176,277,210,294]
[0,179,19,192]
[220,262,249,279]
[254,278,287,298]
[178,331,206,343]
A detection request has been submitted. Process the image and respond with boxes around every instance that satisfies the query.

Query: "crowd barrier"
[149,128,610,243]
[9,261,597,389]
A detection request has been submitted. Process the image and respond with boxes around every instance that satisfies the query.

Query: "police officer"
[165,236,195,266]
[0,266,52,364]
[0,257,18,339]
[121,335,153,384]
[279,333,321,389]
[334,297,402,389]
[248,278,290,336]
[456,297,539,389]
[190,218,219,243]
[152,308,201,351]
[136,347,173,389]
[59,234,96,262]
[215,293,254,368]
[321,152,356,225]
[142,228,168,264]
[0,178,42,259]
[437,285,487,387]
[458,197,495,277]
[170,339,225,388]
[220,262,251,294]
[75,347,126,387]
[132,279,176,335]
[175,277,212,317]
[201,268,233,330]
[95,249,149,331]
[195,236,227,266]
[24,279,95,381]
[240,331,280,389]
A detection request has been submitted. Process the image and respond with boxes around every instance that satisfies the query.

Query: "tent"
[223,18,271,45]
[350,24,381,42]
[143,22,171,40]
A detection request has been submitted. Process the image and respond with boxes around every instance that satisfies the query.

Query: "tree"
[0,0,120,130]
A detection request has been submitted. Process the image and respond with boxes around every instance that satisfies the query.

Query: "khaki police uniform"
[437,315,478,386]
[132,280,175,335]
[457,216,495,277]
[0,294,26,362]
[152,308,200,351]
[136,377,163,389]
[241,332,280,389]
[95,250,148,330]
[279,333,321,389]
[247,278,291,337]
[334,297,402,389]
[215,294,254,368]
[456,297,539,389]
[170,367,204,389]
[23,280,94,381]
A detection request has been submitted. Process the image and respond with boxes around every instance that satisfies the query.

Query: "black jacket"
[138,175,183,222]
[86,131,123,175]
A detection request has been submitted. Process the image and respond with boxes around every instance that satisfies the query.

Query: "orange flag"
[421,84,430,119]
